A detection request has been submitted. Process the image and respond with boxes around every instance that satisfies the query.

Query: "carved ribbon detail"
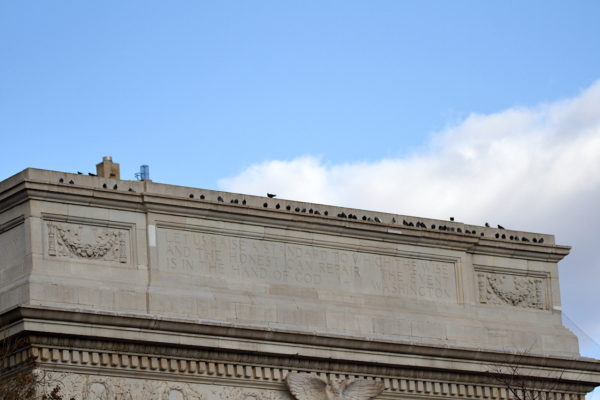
[47,223,128,263]
[477,272,545,309]
[286,372,384,400]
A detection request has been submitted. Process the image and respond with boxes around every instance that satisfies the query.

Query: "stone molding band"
[0,342,587,400]
[3,178,569,262]
[3,306,597,377]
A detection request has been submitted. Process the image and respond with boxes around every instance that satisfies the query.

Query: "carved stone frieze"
[477,271,546,309]
[42,371,292,400]
[7,346,582,400]
[286,372,384,400]
[46,221,128,263]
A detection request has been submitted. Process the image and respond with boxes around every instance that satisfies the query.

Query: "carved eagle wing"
[286,372,328,400]
[342,379,385,400]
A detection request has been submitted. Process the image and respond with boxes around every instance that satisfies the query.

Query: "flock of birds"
[57,177,547,245]
[222,192,545,244]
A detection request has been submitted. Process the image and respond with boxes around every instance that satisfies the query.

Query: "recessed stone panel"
[156,227,458,303]
[43,217,132,265]
[475,267,548,309]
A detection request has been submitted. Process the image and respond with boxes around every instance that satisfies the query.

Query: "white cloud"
[219,81,600,349]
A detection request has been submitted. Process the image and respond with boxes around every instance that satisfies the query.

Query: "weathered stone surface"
[1,165,598,400]
[0,168,581,355]
[43,371,293,400]
[287,372,384,400]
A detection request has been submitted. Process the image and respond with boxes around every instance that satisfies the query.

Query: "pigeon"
[88,172,97,176]
[267,193,276,198]
[450,217,454,221]
[485,222,490,227]
[374,216,382,223]
[77,171,83,175]
[497,224,505,229]
[217,196,224,202]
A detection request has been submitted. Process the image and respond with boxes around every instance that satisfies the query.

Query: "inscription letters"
[158,228,456,302]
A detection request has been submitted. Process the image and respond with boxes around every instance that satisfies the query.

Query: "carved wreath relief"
[286,372,384,400]
[477,272,545,309]
[47,222,128,263]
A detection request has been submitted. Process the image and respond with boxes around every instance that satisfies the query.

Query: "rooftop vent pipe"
[135,165,150,181]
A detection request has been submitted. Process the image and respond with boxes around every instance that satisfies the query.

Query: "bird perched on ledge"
[267,193,276,198]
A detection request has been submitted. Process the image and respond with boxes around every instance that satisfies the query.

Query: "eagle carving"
[286,372,385,400]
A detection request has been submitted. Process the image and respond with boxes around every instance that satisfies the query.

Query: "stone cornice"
[2,306,599,385]
[0,333,595,398]
[0,169,570,261]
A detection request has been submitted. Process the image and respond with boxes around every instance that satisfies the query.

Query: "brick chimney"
[96,156,120,179]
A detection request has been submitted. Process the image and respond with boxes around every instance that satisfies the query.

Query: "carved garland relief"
[477,271,546,309]
[47,222,128,263]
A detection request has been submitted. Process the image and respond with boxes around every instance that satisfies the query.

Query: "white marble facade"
[0,167,598,399]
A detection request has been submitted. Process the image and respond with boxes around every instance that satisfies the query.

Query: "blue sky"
[2,1,599,184]
[2,0,600,364]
